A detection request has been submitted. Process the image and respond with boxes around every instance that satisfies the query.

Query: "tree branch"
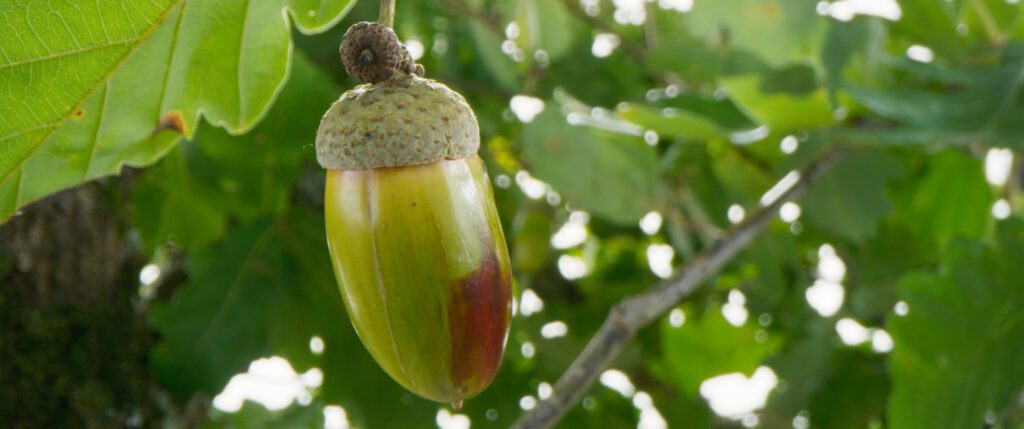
[511,146,847,429]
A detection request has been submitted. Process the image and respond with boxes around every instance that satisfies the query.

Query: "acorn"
[316,22,512,405]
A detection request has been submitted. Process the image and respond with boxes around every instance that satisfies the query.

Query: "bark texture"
[0,177,164,428]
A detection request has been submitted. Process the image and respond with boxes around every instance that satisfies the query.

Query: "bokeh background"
[2,0,1024,428]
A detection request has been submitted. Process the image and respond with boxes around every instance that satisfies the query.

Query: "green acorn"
[316,21,512,406]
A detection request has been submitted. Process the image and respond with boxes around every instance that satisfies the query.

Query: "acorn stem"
[378,0,395,28]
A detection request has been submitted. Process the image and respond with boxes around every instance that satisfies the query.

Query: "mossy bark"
[0,177,168,428]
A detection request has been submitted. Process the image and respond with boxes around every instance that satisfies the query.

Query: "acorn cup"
[316,22,513,406]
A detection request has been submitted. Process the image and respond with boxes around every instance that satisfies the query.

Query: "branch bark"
[511,147,847,429]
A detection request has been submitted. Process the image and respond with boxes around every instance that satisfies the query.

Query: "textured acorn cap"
[316,74,480,170]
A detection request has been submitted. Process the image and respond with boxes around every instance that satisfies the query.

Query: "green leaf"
[901,150,994,243]
[887,220,1024,429]
[721,73,836,134]
[802,149,904,243]
[522,106,661,225]
[508,0,574,61]
[149,213,338,396]
[808,351,890,429]
[660,307,780,394]
[133,54,337,250]
[0,0,353,221]
[684,0,828,68]
[843,52,1024,149]
[617,103,728,142]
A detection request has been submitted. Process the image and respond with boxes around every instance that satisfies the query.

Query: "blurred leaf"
[722,73,836,134]
[507,0,575,61]
[809,351,890,429]
[210,403,324,429]
[522,107,661,225]
[887,220,1024,429]
[660,308,780,394]
[149,212,339,396]
[902,150,993,242]
[889,0,963,56]
[0,0,353,221]
[512,206,555,274]
[133,54,336,250]
[151,210,435,428]
[844,51,1024,149]
[469,21,520,91]
[802,149,904,243]
[618,104,728,141]
[684,0,828,67]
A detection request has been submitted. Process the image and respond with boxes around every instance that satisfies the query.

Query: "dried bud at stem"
[341,21,422,83]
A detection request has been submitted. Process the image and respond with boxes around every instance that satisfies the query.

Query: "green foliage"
[660,308,780,394]
[887,220,1024,429]
[5,0,1024,427]
[0,0,353,221]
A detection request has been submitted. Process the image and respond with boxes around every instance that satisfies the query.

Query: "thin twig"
[379,0,395,28]
[511,147,848,429]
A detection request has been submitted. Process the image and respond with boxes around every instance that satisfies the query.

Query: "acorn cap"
[316,73,480,170]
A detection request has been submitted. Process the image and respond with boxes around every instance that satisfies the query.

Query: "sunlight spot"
[538,382,553,400]
[780,135,799,154]
[495,174,512,188]
[634,391,669,429]
[552,219,588,249]
[515,170,549,199]
[894,301,909,316]
[437,409,471,429]
[520,395,537,410]
[761,171,801,206]
[780,202,802,223]
[541,321,569,339]
[835,318,870,345]
[309,336,325,355]
[644,130,660,146]
[139,264,161,285]
[722,290,749,327]
[600,369,637,397]
[872,329,894,353]
[699,367,778,418]
[793,411,810,429]
[906,45,934,63]
[821,0,901,21]
[639,211,663,235]
[324,405,351,429]
[669,308,686,327]
[510,95,545,123]
[730,126,770,145]
[985,148,1014,186]
[521,342,536,358]
[213,357,322,413]
[558,255,589,280]
[728,204,746,224]
[613,0,647,24]
[592,33,621,57]
[993,199,1012,220]
[407,39,425,61]
[505,22,520,39]
[817,244,846,282]
[520,289,545,316]
[658,0,693,12]
[646,244,675,279]
[806,279,844,317]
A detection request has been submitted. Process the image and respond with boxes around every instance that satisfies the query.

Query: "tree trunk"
[0,177,165,428]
